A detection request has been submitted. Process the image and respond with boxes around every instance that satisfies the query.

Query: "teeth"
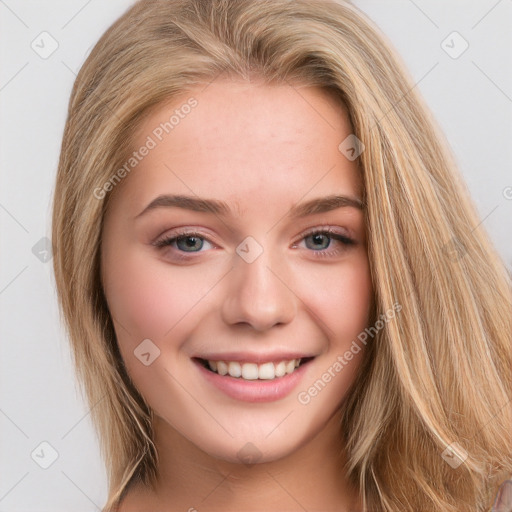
[206,358,302,380]
[228,361,242,378]
[217,361,228,376]
[285,360,295,374]
[258,362,275,380]
[241,363,259,380]
[274,361,286,377]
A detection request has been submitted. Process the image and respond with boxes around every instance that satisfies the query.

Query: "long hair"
[51,0,512,510]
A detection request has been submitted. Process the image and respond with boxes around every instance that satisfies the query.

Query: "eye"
[153,226,356,261]
[295,227,355,258]
[153,230,214,255]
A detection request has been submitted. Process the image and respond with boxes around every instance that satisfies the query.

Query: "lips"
[193,355,315,402]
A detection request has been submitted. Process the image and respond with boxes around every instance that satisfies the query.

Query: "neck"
[121,411,363,511]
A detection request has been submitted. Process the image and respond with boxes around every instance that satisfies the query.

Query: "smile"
[201,358,311,380]
[193,355,314,402]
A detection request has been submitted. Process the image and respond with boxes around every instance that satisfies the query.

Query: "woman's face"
[101,78,373,464]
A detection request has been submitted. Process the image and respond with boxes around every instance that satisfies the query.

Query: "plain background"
[1,0,511,510]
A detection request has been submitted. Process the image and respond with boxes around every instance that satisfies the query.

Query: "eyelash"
[153,227,355,261]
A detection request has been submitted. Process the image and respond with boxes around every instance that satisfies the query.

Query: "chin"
[186,415,325,467]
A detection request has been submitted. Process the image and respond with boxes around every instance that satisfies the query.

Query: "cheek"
[293,258,373,409]
[101,246,215,342]
[102,251,171,339]
[294,254,373,342]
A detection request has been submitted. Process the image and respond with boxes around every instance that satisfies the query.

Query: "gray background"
[1,0,511,510]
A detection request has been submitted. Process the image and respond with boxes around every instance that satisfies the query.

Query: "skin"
[101,76,373,511]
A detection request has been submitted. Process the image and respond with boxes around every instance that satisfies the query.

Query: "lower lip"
[193,359,311,403]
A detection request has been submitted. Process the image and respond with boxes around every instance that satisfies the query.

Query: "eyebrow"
[135,193,364,219]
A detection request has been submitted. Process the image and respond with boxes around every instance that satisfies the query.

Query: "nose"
[220,244,297,332]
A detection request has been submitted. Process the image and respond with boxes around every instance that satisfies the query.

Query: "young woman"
[51,0,512,510]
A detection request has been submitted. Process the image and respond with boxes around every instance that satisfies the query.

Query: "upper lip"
[193,352,315,364]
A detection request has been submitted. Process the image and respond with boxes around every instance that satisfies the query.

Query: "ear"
[492,479,512,512]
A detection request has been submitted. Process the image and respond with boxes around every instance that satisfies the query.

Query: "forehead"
[116,79,362,213]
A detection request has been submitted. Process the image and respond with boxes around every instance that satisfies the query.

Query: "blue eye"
[305,231,336,250]
[174,235,204,252]
[153,227,355,260]
[154,232,212,253]
[298,228,355,258]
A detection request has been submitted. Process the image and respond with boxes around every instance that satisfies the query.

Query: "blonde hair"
[51,0,512,510]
